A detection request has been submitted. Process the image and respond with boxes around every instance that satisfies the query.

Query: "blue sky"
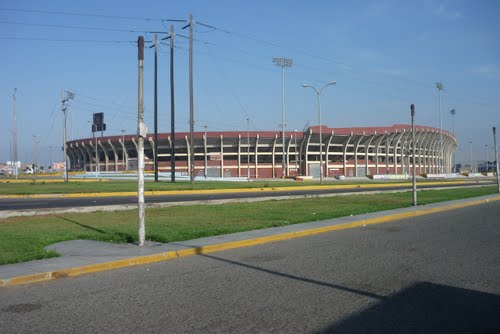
[1,0,499,167]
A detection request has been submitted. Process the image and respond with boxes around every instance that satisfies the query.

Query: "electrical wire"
[0,20,168,34]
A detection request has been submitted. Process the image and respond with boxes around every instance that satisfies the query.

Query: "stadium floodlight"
[273,57,293,178]
[302,81,337,184]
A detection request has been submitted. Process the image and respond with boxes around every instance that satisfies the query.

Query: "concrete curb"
[2,195,499,287]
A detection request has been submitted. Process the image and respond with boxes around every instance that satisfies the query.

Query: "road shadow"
[317,281,500,334]
[188,251,500,333]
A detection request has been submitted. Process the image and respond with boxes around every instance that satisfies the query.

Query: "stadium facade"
[66,124,457,178]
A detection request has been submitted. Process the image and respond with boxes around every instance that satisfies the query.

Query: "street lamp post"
[436,82,444,173]
[450,109,456,172]
[273,57,293,178]
[302,81,337,184]
[485,144,489,171]
[121,129,126,171]
[469,141,473,173]
[294,129,298,176]
[32,134,40,174]
[411,104,417,206]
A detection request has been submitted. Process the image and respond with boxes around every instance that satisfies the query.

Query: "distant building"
[66,124,457,178]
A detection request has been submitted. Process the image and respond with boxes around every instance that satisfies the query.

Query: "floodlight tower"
[436,82,444,173]
[273,57,293,178]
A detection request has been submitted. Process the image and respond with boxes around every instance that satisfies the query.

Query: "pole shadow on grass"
[57,216,135,243]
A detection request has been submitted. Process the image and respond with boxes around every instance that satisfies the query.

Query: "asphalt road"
[0,181,494,211]
[1,201,499,333]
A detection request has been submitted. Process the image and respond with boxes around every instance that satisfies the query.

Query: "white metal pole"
[137,36,146,246]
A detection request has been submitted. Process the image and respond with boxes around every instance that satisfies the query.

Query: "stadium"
[66,124,457,179]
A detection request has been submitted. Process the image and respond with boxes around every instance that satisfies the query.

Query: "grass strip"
[0,178,475,195]
[0,186,496,265]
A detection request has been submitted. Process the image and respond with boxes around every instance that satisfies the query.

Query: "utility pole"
[61,90,74,182]
[411,104,417,206]
[167,25,176,183]
[182,14,195,183]
[12,88,18,178]
[273,57,293,178]
[49,145,53,171]
[493,127,499,193]
[137,36,146,246]
[247,117,250,181]
[152,33,159,182]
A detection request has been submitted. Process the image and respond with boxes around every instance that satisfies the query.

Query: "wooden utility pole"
[188,14,195,183]
[154,33,159,182]
[137,36,146,246]
[170,25,176,183]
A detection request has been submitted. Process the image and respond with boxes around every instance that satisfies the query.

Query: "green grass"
[0,186,496,265]
[0,178,474,195]
[0,180,296,195]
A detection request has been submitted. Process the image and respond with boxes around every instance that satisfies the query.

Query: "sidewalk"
[1,194,499,287]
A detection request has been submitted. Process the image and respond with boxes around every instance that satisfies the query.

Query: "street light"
[485,144,489,171]
[450,108,456,172]
[436,82,444,173]
[294,129,298,175]
[302,81,337,184]
[121,129,126,171]
[32,134,39,174]
[273,57,293,178]
[469,141,473,173]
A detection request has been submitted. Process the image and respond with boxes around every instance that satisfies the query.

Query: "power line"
[0,20,168,34]
[0,37,135,43]
[0,7,166,22]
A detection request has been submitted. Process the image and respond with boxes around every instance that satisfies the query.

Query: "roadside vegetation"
[0,186,496,265]
[0,178,475,195]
